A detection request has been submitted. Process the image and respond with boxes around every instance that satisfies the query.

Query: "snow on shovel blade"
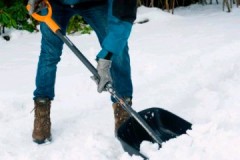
[116,107,192,159]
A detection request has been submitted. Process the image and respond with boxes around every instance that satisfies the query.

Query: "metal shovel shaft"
[56,30,99,79]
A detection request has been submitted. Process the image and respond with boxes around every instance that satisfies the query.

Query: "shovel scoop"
[117,107,192,159]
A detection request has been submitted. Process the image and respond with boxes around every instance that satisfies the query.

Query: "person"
[27,0,137,144]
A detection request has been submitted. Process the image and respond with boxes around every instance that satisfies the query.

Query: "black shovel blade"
[116,107,192,159]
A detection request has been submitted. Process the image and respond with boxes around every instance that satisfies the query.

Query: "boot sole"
[33,136,52,144]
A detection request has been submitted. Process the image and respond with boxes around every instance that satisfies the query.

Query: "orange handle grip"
[26,0,60,33]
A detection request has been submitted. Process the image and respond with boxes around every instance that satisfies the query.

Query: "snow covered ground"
[1,3,240,160]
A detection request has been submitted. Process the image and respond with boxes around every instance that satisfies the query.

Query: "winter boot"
[113,97,132,133]
[32,98,52,144]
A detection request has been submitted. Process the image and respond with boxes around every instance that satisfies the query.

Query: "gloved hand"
[92,59,112,93]
[27,0,44,15]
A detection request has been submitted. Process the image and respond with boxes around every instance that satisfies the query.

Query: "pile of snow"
[1,3,240,160]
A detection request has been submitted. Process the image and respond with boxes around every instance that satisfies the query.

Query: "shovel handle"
[26,0,60,33]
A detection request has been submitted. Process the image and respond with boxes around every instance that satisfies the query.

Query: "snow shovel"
[27,1,192,159]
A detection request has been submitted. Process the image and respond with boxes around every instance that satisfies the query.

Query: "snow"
[1,3,240,160]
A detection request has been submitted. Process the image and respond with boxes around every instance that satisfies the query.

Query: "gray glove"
[27,0,44,15]
[92,59,112,93]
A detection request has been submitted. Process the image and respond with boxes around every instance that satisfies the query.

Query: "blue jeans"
[33,1,133,102]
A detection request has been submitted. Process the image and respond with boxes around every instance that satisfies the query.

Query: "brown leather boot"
[113,98,132,133]
[32,98,52,144]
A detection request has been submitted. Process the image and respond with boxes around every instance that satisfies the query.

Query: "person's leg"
[111,45,133,101]
[33,1,73,100]
[32,1,74,143]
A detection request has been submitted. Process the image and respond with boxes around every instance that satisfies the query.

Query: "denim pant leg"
[33,2,73,100]
[77,5,133,102]
[111,45,133,102]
